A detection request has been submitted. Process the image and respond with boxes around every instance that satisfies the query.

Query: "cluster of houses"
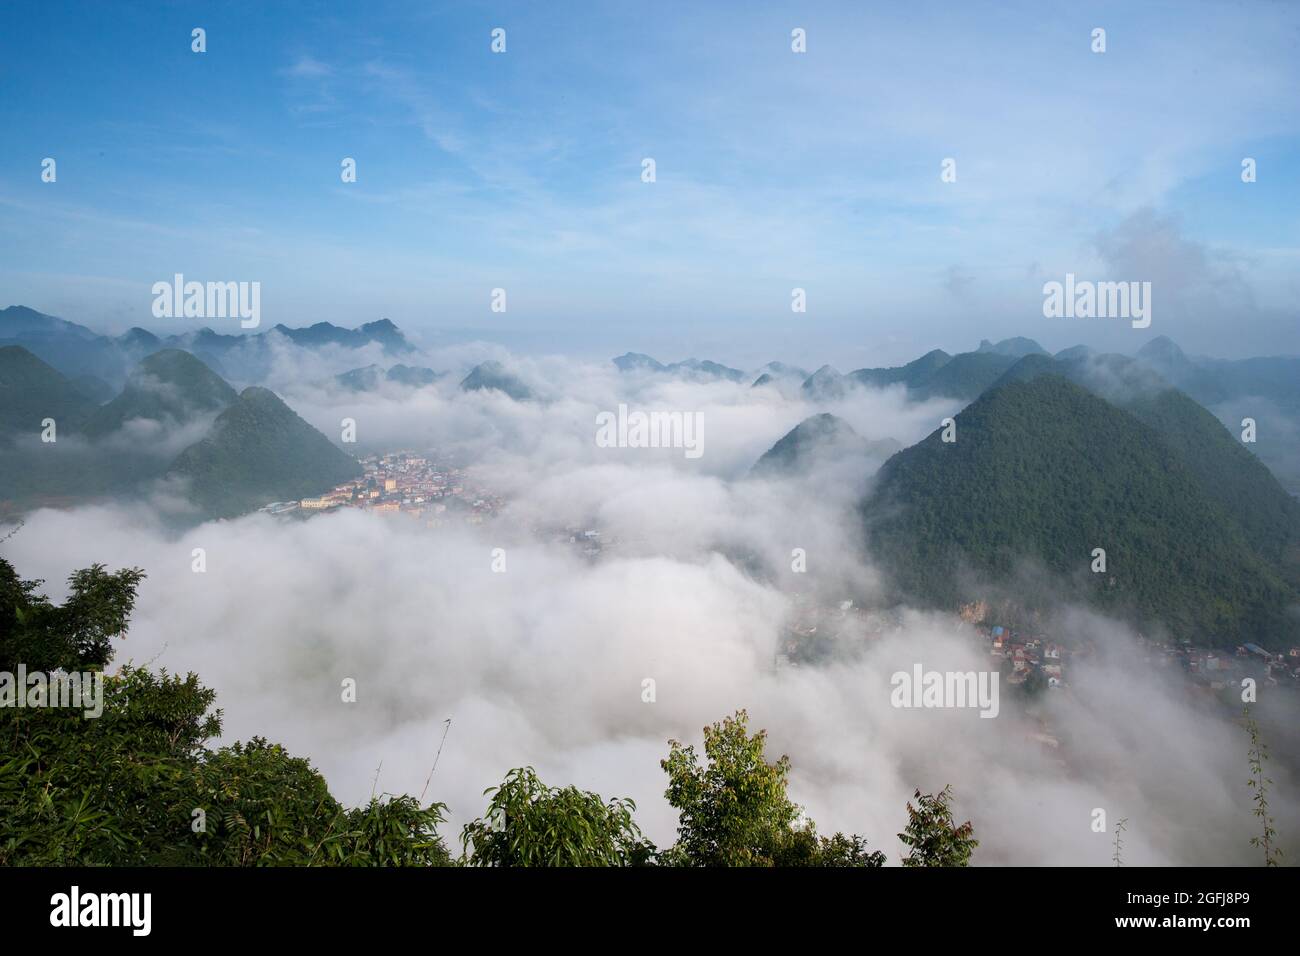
[260,450,502,525]
[957,600,1067,690]
[1136,636,1300,693]
[956,599,1300,698]
[987,625,1067,689]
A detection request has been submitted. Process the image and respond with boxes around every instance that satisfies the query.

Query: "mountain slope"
[992,353,1300,570]
[168,387,361,518]
[0,345,98,436]
[909,351,1020,400]
[864,375,1296,647]
[1122,388,1300,567]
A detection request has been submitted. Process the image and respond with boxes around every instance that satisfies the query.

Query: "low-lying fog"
[5,342,1296,865]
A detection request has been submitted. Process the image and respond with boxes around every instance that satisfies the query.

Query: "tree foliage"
[1244,707,1283,867]
[0,557,144,673]
[461,766,653,866]
[898,785,978,867]
[660,709,884,867]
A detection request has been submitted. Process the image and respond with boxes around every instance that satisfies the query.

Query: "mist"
[4,347,1295,866]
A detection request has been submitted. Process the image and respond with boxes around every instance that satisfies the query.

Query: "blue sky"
[1,0,1297,366]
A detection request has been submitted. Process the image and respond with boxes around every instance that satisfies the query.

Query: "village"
[258,450,504,525]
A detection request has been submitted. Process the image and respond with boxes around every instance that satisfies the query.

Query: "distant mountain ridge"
[0,343,356,520]
[0,305,415,390]
[335,363,443,392]
[798,339,1041,403]
[612,352,747,382]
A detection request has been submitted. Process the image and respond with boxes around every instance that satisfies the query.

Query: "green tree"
[0,557,144,673]
[898,785,978,866]
[660,709,883,867]
[461,766,653,866]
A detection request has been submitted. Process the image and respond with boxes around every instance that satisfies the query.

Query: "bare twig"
[420,718,453,804]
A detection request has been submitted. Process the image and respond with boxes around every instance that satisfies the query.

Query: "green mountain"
[68,374,115,404]
[84,349,238,438]
[460,361,533,401]
[992,352,1300,568]
[0,345,97,437]
[1132,336,1300,493]
[168,387,362,518]
[752,413,899,478]
[801,365,847,401]
[864,375,1297,647]
[117,327,163,352]
[752,413,861,476]
[0,347,108,511]
[1122,389,1300,566]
